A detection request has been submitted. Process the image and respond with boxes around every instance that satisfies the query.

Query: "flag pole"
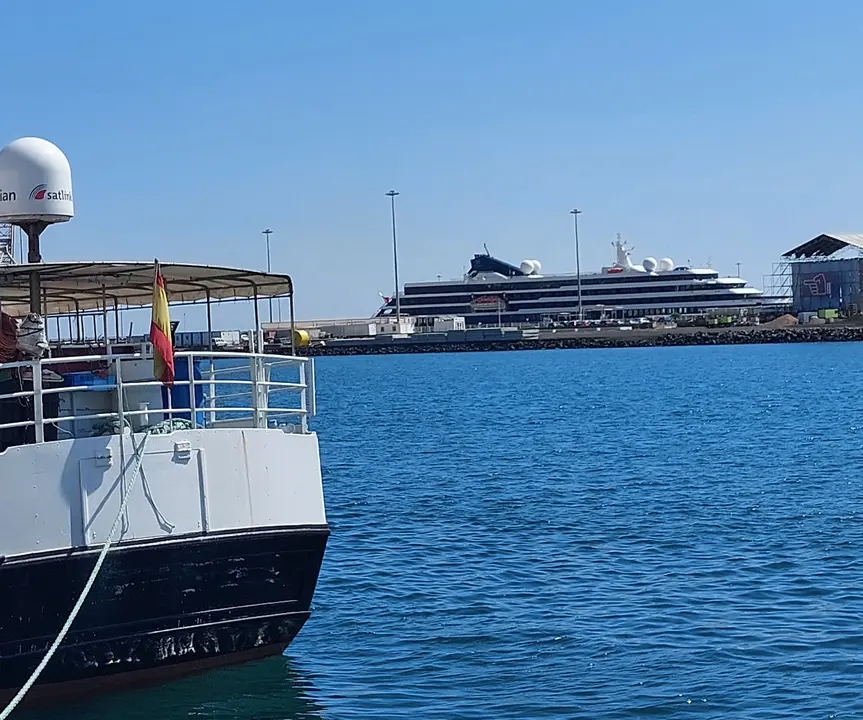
[150,258,175,386]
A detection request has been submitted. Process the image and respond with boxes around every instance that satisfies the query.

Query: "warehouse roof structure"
[783,234,863,259]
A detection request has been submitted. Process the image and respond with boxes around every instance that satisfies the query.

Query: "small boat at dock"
[0,137,329,708]
[0,260,329,706]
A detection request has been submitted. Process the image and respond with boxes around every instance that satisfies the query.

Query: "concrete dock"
[292,323,863,356]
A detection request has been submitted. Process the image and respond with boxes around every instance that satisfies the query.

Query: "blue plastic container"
[62,372,116,388]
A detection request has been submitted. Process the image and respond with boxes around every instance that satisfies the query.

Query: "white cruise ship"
[376,238,787,325]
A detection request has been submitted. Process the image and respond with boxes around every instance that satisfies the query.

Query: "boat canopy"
[0,261,293,316]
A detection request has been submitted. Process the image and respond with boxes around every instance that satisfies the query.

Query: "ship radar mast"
[612,233,634,269]
[0,223,13,266]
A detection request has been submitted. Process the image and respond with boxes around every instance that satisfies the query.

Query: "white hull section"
[0,428,325,559]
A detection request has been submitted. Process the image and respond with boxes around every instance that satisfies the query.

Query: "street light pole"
[262,228,273,323]
[386,190,401,324]
[570,209,583,321]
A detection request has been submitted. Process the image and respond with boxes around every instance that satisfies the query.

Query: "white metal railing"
[0,350,315,445]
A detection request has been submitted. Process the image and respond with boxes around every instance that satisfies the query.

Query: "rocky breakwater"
[296,324,863,357]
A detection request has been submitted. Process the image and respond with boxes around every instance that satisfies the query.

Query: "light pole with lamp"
[570,209,583,321]
[262,228,273,324]
[386,190,401,324]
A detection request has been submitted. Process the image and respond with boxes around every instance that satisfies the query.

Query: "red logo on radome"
[27,184,72,202]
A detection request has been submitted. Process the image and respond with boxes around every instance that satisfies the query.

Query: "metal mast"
[0,223,14,266]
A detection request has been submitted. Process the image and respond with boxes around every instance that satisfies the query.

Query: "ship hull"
[0,525,329,706]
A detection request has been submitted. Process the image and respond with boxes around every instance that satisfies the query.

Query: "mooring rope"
[0,430,154,719]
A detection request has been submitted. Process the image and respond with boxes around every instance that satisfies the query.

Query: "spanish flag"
[150,260,174,386]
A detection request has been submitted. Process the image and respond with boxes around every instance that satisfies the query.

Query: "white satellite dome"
[657,257,674,272]
[519,260,534,274]
[642,257,657,273]
[0,137,74,223]
[529,259,542,274]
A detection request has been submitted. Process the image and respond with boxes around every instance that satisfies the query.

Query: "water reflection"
[16,656,325,720]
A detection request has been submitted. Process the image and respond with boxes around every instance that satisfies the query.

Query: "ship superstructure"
[376,237,783,325]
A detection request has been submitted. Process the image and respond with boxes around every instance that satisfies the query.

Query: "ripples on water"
[20,344,863,719]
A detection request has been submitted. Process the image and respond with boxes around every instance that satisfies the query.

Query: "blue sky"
[3,0,862,328]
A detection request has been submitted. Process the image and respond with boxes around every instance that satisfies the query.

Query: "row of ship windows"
[400,297,752,315]
[404,276,721,295]
[401,284,737,302]
[407,306,754,323]
[398,292,747,309]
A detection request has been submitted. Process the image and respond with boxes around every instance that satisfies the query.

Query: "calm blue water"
[21,344,863,719]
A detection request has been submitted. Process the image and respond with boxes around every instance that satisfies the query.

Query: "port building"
[777,234,863,315]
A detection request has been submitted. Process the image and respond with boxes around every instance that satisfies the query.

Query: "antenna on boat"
[0,223,13,266]
[616,233,633,254]
[483,243,490,256]
[0,137,74,313]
